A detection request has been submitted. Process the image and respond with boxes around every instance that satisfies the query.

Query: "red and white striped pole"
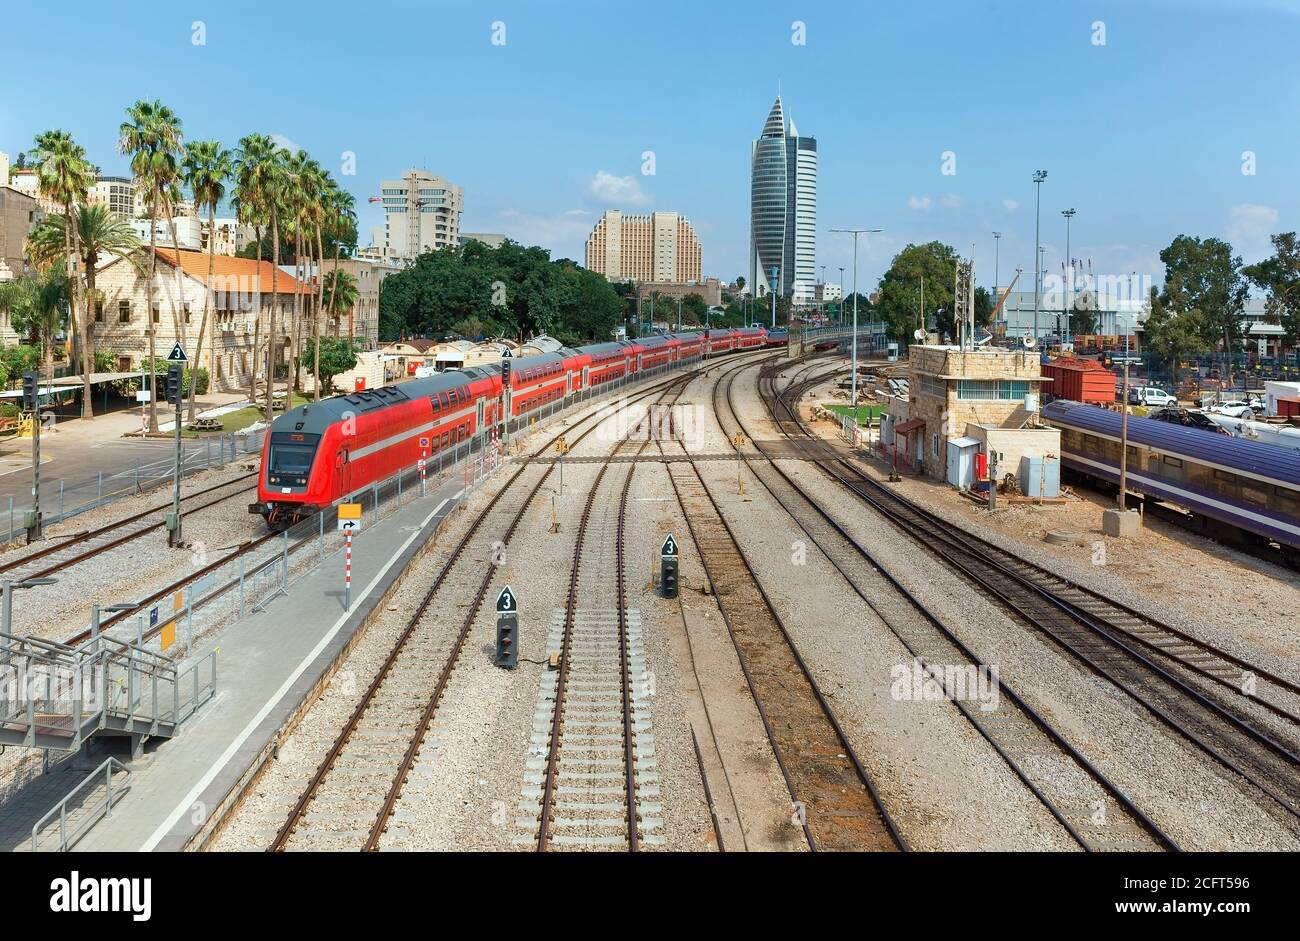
[344,527,353,610]
[419,446,427,497]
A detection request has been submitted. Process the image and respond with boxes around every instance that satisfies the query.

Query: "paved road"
[0,410,262,529]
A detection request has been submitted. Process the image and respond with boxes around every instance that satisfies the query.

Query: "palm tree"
[322,268,358,349]
[183,140,232,422]
[7,263,70,384]
[234,134,284,421]
[299,160,330,400]
[29,130,93,400]
[119,100,184,433]
[28,206,140,418]
[326,184,357,340]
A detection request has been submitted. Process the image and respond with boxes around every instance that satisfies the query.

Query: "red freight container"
[1041,358,1117,404]
[1279,397,1300,418]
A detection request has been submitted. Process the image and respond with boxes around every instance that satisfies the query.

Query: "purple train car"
[1042,399,1300,562]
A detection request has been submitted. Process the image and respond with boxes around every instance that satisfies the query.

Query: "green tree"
[27,205,140,418]
[302,336,358,394]
[233,134,287,420]
[322,268,358,339]
[119,100,184,432]
[1143,285,1204,386]
[29,129,93,407]
[324,179,357,340]
[183,139,233,422]
[874,241,959,341]
[1243,232,1300,358]
[1157,234,1248,357]
[4,264,69,381]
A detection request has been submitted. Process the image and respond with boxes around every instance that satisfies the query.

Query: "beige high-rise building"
[584,210,702,284]
[379,169,463,259]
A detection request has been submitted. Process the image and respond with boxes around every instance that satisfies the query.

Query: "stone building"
[92,248,306,392]
[898,345,1052,480]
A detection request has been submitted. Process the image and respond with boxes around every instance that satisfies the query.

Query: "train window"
[1213,470,1235,483]
[1162,455,1183,468]
[1275,486,1300,511]
[441,432,450,447]
[1083,434,1100,451]
[1241,484,1268,507]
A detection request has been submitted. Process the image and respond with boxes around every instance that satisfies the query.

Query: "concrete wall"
[964,423,1061,487]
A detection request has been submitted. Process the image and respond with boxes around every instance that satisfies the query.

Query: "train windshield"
[268,432,321,476]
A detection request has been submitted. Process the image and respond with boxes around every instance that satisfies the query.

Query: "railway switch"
[494,585,519,669]
[660,533,679,599]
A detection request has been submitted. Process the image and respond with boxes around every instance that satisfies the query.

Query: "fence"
[1,428,266,544]
[30,756,131,852]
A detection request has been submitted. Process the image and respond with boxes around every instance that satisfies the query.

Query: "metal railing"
[29,756,131,852]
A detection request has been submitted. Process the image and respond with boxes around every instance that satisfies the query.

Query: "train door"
[476,396,486,433]
[581,365,590,392]
[335,446,351,499]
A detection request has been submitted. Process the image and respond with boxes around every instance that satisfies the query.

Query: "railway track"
[780,361,1300,726]
[268,362,737,851]
[0,472,258,583]
[711,358,1176,851]
[651,367,904,851]
[522,368,718,850]
[765,360,1300,828]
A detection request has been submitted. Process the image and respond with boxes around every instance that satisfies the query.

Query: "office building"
[750,95,817,305]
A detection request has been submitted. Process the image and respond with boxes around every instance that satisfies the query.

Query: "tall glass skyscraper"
[750,95,817,309]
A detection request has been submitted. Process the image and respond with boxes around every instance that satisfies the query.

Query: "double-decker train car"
[766,328,789,347]
[1042,399,1300,561]
[252,330,767,529]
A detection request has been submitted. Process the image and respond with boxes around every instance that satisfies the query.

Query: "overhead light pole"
[830,227,882,414]
[1032,169,1048,346]
[992,231,1002,298]
[1061,208,1076,346]
[837,266,846,326]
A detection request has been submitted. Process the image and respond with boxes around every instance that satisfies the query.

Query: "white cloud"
[587,170,650,206]
[270,133,300,154]
[1002,199,1020,213]
[940,193,961,208]
[495,208,594,258]
[907,194,932,212]
[1226,202,1280,262]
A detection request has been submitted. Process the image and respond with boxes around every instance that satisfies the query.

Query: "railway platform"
[54,473,468,852]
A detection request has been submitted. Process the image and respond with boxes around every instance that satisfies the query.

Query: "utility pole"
[837,267,845,326]
[992,231,1002,298]
[165,362,184,546]
[23,372,41,542]
[830,227,883,413]
[1032,170,1048,346]
[769,266,778,329]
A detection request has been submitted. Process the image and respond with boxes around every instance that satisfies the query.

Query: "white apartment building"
[378,169,463,259]
[584,210,703,284]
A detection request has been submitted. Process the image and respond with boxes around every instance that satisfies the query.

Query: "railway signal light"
[660,533,679,599]
[165,364,184,406]
[494,585,518,669]
[21,372,37,412]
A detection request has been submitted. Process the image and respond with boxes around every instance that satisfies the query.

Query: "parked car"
[1149,407,1232,434]
[1128,386,1177,407]
[1208,399,1258,420]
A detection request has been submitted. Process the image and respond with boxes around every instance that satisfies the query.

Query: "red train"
[251,327,768,529]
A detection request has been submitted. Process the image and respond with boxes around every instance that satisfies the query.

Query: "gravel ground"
[685,362,1078,850]
[768,362,1299,850]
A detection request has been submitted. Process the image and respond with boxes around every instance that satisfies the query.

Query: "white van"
[1129,387,1176,408]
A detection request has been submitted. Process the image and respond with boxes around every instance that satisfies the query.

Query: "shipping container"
[1040,358,1117,404]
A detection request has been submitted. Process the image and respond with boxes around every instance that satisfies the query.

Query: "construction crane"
[990,267,1023,322]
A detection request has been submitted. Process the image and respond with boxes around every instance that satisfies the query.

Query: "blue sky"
[4,0,1299,293]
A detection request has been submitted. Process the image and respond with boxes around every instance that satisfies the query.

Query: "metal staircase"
[0,631,216,752]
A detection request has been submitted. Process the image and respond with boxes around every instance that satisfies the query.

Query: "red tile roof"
[154,248,307,295]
